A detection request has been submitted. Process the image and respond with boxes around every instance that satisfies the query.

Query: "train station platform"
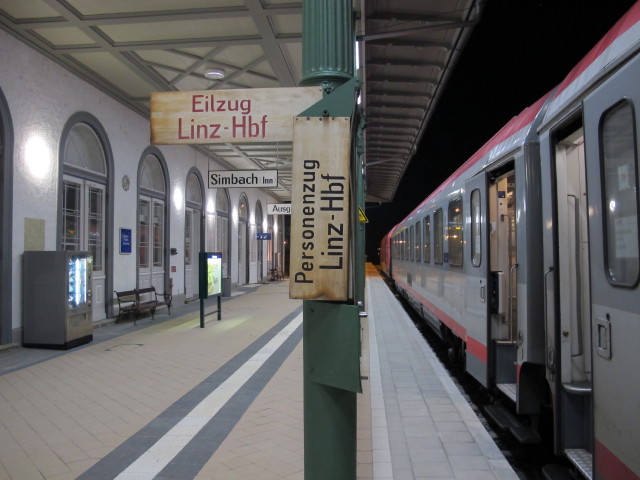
[0,266,518,480]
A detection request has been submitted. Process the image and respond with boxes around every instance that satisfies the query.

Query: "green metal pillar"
[299,1,361,479]
[354,117,367,305]
[300,0,353,91]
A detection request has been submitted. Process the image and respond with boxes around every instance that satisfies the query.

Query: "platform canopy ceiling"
[0,0,482,203]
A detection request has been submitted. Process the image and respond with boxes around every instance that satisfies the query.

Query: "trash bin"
[222,277,231,297]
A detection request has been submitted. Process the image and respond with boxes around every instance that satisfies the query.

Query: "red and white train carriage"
[380,3,640,479]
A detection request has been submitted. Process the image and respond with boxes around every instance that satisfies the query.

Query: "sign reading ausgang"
[289,116,351,301]
[267,203,291,215]
[208,170,277,188]
[150,87,323,144]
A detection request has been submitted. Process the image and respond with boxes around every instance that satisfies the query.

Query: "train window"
[415,221,421,262]
[434,208,443,264]
[423,216,431,263]
[471,189,481,266]
[601,101,639,286]
[409,225,415,261]
[403,230,408,260]
[404,230,408,260]
[448,198,463,266]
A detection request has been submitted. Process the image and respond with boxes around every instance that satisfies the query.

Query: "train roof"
[391,91,551,232]
[542,1,640,125]
[389,1,640,236]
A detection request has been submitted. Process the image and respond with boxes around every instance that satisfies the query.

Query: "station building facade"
[0,28,286,345]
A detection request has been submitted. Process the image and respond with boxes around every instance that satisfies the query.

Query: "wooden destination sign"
[289,116,351,301]
[151,86,323,144]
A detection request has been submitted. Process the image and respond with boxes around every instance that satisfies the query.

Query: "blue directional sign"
[120,228,132,254]
[257,232,272,240]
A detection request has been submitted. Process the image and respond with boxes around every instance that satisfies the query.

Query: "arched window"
[237,194,249,284]
[64,123,107,174]
[238,195,248,221]
[60,116,111,321]
[62,123,107,255]
[138,152,168,292]
[216,188,230,278]
[184,171,203,299]
[255,201,264,282]
[140,154,166,194]
[186,172,203,206]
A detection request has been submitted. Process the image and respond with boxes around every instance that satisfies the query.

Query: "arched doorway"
[184,170,203,300]
[255,201,264,282]
[60,115,113,321]
[237,194,249,285]
[138,151,169,294]
[215,189,230,279]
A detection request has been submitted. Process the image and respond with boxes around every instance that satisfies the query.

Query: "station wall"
[0,29,283,344]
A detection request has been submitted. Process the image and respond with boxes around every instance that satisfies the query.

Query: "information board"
[199,252,222,299]
[120,228,132,254]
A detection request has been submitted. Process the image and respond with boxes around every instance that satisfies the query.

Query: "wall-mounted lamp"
[204,68,225,80]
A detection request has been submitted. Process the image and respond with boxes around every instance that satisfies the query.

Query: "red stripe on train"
[595,440,640,480]
[395,278,487,364]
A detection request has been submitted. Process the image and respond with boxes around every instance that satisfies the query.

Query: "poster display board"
[199,252,222,299]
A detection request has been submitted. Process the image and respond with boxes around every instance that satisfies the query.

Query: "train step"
[542,464,581,480]
[565,448,592,480]
[484,404,541,444]
[497,383,516,403]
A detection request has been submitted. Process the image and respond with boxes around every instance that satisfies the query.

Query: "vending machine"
[22,251,93,349]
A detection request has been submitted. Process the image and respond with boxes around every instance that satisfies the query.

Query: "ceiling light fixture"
[204,67,225,80]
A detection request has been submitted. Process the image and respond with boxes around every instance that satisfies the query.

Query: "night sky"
[364,0,638,261]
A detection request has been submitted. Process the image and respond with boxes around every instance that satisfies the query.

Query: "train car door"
[583,53,640,479]
[464,173,489,387]
[552,119,594,477]
[488,168,518,400]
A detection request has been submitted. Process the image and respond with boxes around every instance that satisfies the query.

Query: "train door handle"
[480,285,485,302]
[544,266,555,370]
[596,315,612,360]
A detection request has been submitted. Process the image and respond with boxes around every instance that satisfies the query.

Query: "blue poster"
[120,228,132,254]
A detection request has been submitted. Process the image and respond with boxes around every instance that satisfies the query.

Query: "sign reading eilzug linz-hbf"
[289,117,351,301]
[208,170,277,188]
[150,87,323,144]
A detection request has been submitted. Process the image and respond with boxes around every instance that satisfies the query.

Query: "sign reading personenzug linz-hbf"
[289,117,351,301]
[208,170,277,188]
[150,87,323,144]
